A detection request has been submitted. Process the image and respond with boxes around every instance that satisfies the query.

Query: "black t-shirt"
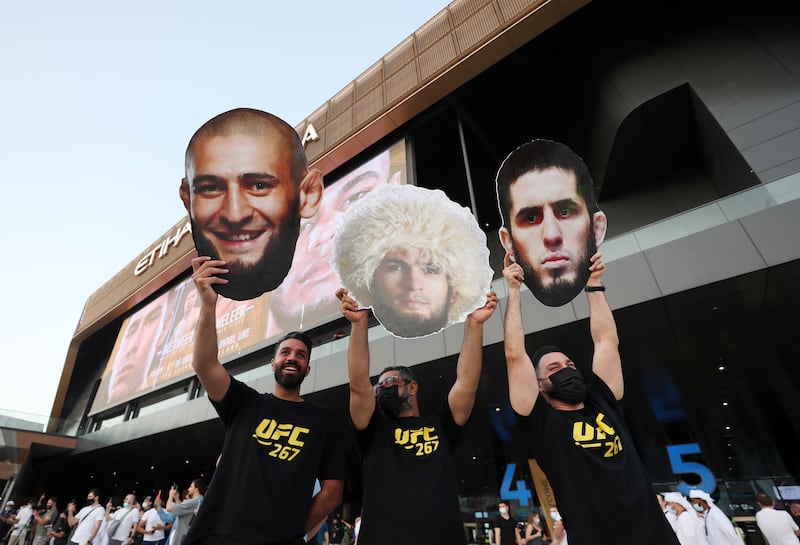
[328,523,346,544]
[184,377,347,545]
[355,404,466,545]
[517,374,680,545]
[51,513,69,545]
[492,516,519,545]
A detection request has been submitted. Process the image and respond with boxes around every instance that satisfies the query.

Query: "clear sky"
[0,0,448,418]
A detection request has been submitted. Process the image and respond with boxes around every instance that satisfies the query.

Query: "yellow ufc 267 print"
[572,413,623,458]
[252,418,310,461]
[394,426,440,457]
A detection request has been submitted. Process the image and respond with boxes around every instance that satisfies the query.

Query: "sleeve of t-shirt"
[90,507,105,524]
[590,372,624,415]
[52,517,67,534]
[156,508,175,523]
[318,409,348,481]
[170,497,200,517]
[353,407,378,455]
[439,402,465,445]
[210,375,255,429]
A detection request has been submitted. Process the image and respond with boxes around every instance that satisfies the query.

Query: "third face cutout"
[495,139,607,306]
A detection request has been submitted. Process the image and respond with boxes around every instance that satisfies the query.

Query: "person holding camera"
[106,495,139,545]
[165,480,204,545]
[31,497,58,545]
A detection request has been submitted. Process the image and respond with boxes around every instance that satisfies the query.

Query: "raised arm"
[66,503,77,528]
[191,256,231,402]
[337,288,375,430]
[34,509,53,527]
[448,290,497,426]
[502,251,539,415]
[165,486,179,513]
[586,253,623,400]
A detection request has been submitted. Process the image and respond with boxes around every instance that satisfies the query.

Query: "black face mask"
[376,385,410,418]
[546,367,586,404]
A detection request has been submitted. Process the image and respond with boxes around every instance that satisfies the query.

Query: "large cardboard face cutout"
[333,184,492,338]
[496,139,607,306]
[179,107,323,301]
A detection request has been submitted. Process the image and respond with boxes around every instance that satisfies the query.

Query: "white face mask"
[142,502,150,510]
[499,507,507,515]
[550,511,561,521]
[123,502,129,508]
[693,504,704,513]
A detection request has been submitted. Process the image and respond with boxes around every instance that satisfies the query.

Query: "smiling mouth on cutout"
[215,230,265,243]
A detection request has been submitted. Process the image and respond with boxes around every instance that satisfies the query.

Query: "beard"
[274,361,307,390]
[517,230,597,307]
[190,213,300,301]
[371,290,450,339]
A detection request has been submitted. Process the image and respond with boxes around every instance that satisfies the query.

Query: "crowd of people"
[655,490,800,545]
[0,481,206,545]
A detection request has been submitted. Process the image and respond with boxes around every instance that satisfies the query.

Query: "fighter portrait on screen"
[92,279,270,415]
[495,139,607,307]
[265,143,406,338]
[149,279,269,390]
[180,107,324,301]
[333,184,492,338]
[99,290,175,409]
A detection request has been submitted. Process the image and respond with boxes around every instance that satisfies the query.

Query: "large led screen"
[264,140,407,336]
[90,140,407,415]
[90,279,270,414]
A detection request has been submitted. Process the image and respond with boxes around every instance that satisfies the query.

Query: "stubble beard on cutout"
[516,228,597,307]
[371,289,450,338]
[190,211,301,301]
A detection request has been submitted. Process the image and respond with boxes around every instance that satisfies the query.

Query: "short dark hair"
[185,108,308,184]
[531,345,565,372]
[276,331,313,359]
[756,493,774,507]
[495,139,599,230]
[378,365,416,383]
[191,478,207,495]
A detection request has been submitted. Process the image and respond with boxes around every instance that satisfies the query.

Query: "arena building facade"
[4,0,799,542]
